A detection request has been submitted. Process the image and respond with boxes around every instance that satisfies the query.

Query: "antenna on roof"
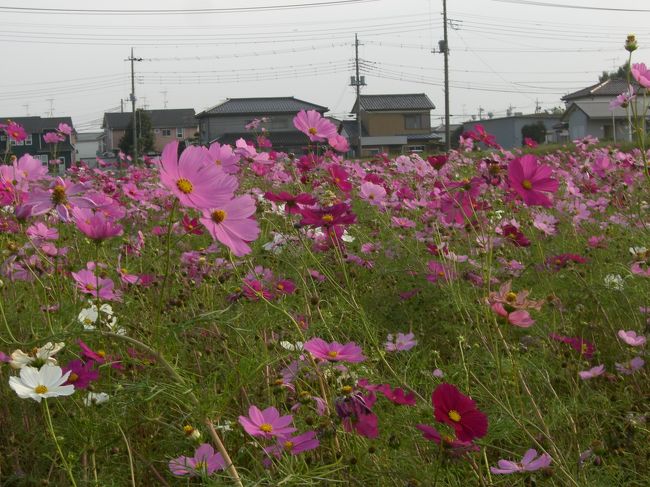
[46,98,54,117]
[161,90,168,109]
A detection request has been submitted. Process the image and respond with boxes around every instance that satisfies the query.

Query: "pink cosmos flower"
[615,357,644,375]
[199,195,260,257]
[303,338,365,363]
[27,177,94,221]
[293,110,337,142]
[3,121,27,142]
[508,154,558,207]
[264,191,316,215]
[431,383,488,442]
[328,164,352,193]
[72,207,123,241]
[490,449,552,474]
[578,364,605,380]
[335,391,378,438]
[158,141,237,209]
[169,443,225,477]
[43,132,65,144]
[328,133,350,152]
[62,359,99,389]
[207,142,240,174]
[610,85,636,109]
[359,181,387,205]
[631,62,650,88]
[385,332,417,352]
[71,269,122,301]
[57,123,73,135]
[492,303,535,328]
[618,330,646,347]
[263,430,320,459]
[26,222,58,241]
[415,424,479,453]
[549,333,594,359]
[426,261,456,283]
[239,405,297,439]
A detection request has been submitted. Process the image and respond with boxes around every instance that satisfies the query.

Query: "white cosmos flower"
[10,342,65,369]
[341,230,355,243]
[280,341,304,351]
[604,274,624,291]
[78,305,99,330]
[84,392,110,406]
[9,365,75,402]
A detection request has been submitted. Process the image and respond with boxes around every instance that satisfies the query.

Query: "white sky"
[1,0,649,132]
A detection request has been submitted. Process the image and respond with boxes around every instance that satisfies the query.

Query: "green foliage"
[118,109,155,157]
[521,121,547,145]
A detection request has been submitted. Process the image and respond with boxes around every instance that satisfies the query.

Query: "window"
[404,114,428,130]
[177,128,183,138]
[24,135,33,146]
[36,154,48,165]
[154,128,160,134]
[161,129,172,137]
[408,145,425,153]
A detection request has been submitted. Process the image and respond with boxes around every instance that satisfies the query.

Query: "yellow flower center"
[277,283,284,290]
[327,350,339,358]
[215,159,222,166]
[260,423,273,433]
[283,441,294,451]
[51,185,67,205]
[183,425,194,434]
[68,373,79,383]
[506,292,517,302]
[195,461,207,471]
[176,178,193,194]
[85,284,96,291]
[322,214,334,223]
[448,410,461,422]
[308,127,318,135]
[35,385,48,394]
[522,179,533,190]
[581,343,588,354]
[211,209,227,224]
[341,385,353,394]
[97,350,106,358]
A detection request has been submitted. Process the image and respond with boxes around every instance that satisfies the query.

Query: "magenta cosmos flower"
[303,338,366,363]
[431,383,488,442]
[71,269,122,301]
[617,330,646,347]
[508,154,558,207]
[239,405,297,439]
[169,443,225,477]
[631,62,650,88]
[199,194,260,257]
[293,110,337,142]
[158,141,237,209]
[264,430,320,459]
[3,121,27,142]
[491,449,552,474]
[62,359,99,389]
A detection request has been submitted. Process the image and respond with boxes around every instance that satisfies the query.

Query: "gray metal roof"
[197,97,328,117]
[561,100,642,121]
[76,132,102,142]
[357,93,435,111]
[562,78,641,101]
[103,109,196,130]
[1,116,74,133]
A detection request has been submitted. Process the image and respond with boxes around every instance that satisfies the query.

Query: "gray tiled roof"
[562,78,641,101]
[103,109,196,130]
[561,99,645,121]
[1,116,74,133]
[198,97,328,117]
[357,93,435,111]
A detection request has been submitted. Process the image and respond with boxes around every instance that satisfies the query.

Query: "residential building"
[76,132,102,165]
[101,109,197,154]
[196,97,329,153]
[0,116,76,168]
[463,114,562,149]
[561,79,640,141]
[350,93,439,156]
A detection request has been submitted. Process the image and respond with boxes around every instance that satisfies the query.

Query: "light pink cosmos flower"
[293,110,337,142]
[303,338,365,363]
[328,133,350,152]
[578,364,605,380]
[491,303,535,328]
[72,207,123,241]
[631,63,650,88]
[359,181,386,206]
[239,405,297,439]
[199,195,260,257]
[26,222,58,241]
[385,332,417,352]
[27,177,94,221]
[491,449,552,474]
[169,443,225,477]
[508,154,559,207]
[609,85,635,110]
[157,141,237,209]
[263,430,320,459]
[71,269,122,301]
[615,357,644,375]
[43,132,65,144]
[207,142,240,174]
[618,330,646,347]
[57,123,73,135]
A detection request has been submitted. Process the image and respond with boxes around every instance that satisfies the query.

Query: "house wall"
[199,114,296,144]
[76,140,99,160]
[361,111,431,137]
[152,127,197,153]
[464,117,561,149]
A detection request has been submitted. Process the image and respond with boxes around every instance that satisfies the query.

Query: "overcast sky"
[2,0,649,132]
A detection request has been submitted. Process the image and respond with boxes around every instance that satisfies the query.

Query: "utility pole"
[46,99,54,117]
[350,33,366,158]
[120,99,124,113]
[442,0,450,151]
[478,106,484,120]
[128,48,143,162]
[161,90,168,109]
[22,104,29,116]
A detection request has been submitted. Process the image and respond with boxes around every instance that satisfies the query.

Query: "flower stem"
[43,400,78,487]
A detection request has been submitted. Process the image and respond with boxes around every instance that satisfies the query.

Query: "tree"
[521,121,546,145]
[118,109,155,158]
[599,61,630,83]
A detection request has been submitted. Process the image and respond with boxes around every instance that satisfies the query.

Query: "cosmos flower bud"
[625,34,638,52]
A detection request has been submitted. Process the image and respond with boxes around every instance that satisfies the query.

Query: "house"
[0,116,76,168]
[432,123,462,146]
[196,97,329,153]
[463,114,562,149]
[350,93,439,156]
[101,109,197,155]
[76,132,102,165]
[561,79,639,141]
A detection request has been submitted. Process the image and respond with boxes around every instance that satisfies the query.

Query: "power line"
[492,0,650,13]
[0,0,378,15]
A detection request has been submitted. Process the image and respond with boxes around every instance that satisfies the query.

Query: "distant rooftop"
[463,113,561,124]
[561,99,644,121]
[562,78,640,102]
[356,93,435,111]
[1,116,74,133]
[103,109,196,130]
[197,97,328,117]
